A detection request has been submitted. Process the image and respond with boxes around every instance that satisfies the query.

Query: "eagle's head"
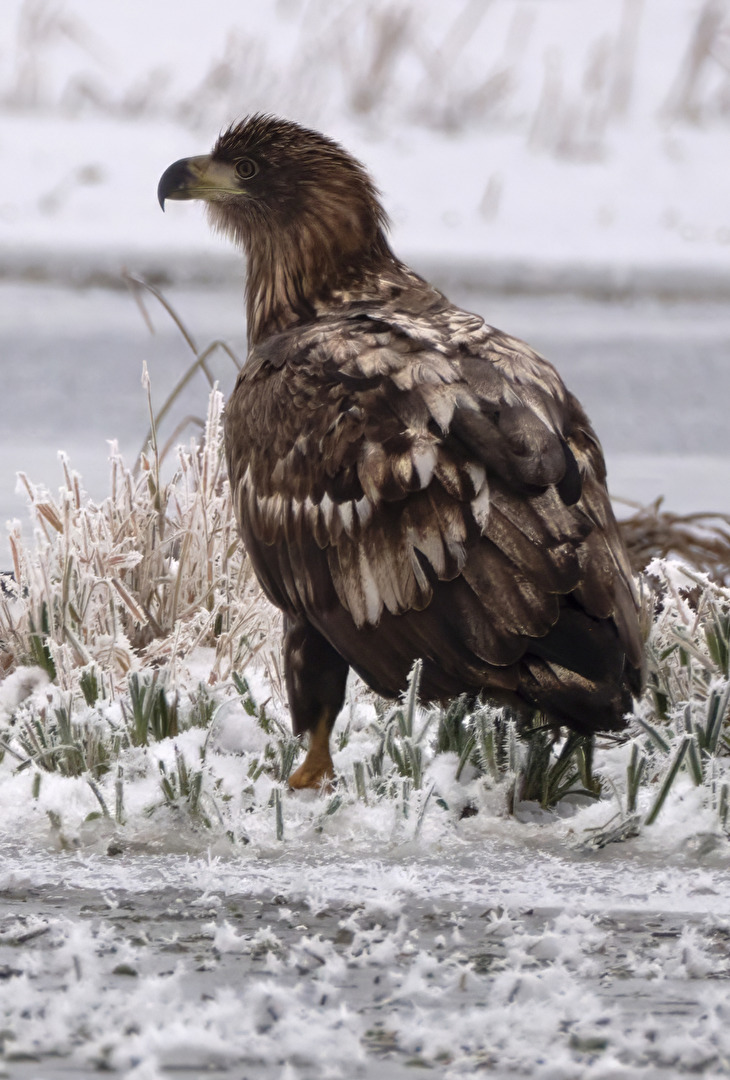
[158,115,394,340]
[158,114,386,246]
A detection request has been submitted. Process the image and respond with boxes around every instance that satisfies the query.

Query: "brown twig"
[618,497,730,582]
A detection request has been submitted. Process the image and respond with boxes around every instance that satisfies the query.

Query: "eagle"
[158,114,643,790]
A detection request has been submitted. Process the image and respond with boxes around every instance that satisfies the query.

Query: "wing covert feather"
[225,306,641,683]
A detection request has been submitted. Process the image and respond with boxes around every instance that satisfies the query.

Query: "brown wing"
[225,307,643,726]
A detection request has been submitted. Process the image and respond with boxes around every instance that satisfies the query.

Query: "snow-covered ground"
[1,603,729,1078]
[2,1,730,1077]
[2,833,730,1079]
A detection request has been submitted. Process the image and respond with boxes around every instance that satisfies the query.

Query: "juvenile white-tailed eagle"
[158,115,643,790]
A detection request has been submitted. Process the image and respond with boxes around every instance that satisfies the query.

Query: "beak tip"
[158,156,203,212]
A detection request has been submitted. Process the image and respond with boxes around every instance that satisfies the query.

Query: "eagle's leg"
[284,616,349,791]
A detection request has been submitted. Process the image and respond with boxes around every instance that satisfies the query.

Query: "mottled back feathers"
[225,280,643,728]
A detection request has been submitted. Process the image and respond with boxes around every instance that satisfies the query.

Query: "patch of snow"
[1,0,729,291]
[0,665,49,719]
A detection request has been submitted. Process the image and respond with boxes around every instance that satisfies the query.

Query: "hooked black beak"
[157,154,240,210]
[157,157,197,211]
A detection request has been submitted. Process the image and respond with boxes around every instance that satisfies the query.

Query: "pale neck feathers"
[206,179,403,345]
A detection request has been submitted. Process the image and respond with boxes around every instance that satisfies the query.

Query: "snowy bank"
[1,0,730,294]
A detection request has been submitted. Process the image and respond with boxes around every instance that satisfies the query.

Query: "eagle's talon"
[288,759,335,793]
[287,707,338,793]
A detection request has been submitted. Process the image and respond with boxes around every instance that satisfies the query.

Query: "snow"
[2,0,730,285]
[2,0,730,1075]
[2,829,730,1078]
[1,611,729,1075]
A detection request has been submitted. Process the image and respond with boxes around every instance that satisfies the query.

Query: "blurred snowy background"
[1,0,730,526]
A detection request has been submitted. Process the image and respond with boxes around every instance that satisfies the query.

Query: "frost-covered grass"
[1,379,729,860]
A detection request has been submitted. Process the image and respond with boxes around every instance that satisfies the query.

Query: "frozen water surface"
[1,835,729,1078]
[3,281,730,545]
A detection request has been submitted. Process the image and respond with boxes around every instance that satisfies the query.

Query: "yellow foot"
[288,755,334,792]
[291,734,336,794]
[288,712,336,792]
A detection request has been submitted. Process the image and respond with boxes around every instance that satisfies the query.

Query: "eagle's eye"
[235,158,258,181]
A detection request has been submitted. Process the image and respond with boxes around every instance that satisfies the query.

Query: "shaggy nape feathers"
[210,116,395,344]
